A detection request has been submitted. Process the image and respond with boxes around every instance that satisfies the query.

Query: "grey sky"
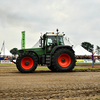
[0,0,100,51]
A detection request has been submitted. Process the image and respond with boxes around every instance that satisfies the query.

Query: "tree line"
[81,42,100,55]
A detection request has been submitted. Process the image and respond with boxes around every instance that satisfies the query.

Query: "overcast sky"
[0,0,100,51]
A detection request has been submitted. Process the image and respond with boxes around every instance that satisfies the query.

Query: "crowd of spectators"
[76,55,100,59]
[0,56,17,60]
[76,55,91,59]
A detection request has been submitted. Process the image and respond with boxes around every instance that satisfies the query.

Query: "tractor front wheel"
[16,52,38,73]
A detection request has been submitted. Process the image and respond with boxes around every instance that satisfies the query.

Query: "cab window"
[46,36,57,53]
[58,36,64,45]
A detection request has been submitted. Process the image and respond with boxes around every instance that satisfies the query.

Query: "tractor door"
[46,36,57,53]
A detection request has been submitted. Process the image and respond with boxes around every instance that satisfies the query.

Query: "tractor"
[15,29,76,73]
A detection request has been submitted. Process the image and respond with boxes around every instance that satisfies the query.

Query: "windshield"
[47,36,57,46]
[46,36,64,46]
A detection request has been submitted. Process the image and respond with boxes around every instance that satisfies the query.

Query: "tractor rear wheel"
[16,52,38,73]
[52,48,76,72]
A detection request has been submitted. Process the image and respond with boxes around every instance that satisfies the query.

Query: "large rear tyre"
[52,48,76,72]
[16,52,38,73]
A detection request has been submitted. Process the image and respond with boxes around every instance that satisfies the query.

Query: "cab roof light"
[56,28,59,32]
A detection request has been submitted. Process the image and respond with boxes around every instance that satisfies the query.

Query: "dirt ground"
[0,65,100,100]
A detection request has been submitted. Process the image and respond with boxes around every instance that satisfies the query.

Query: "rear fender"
[51,45,74,55]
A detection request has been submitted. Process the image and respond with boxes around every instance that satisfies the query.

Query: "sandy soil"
[0,65,100,100]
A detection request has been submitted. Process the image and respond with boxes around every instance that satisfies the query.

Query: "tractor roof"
[45,33,64,37]
[43,29,65,37]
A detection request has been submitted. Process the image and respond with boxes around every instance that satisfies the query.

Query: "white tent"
[64,38,92,56]
[33,40,40,48]
[1,48,12,56]
[73,45,92,56]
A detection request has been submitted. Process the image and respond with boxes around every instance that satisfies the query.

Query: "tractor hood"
[18,47,45,55]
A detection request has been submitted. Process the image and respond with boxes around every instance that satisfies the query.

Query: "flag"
[1,41,4,52]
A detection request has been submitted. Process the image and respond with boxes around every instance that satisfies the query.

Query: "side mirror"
[39,37,43,47]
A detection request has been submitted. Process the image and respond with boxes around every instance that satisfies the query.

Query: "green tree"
[10,48,18,56]
[96,45,100,55]
[81,42,94,53]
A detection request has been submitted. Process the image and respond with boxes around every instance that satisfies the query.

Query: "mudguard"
[51,45,74,55]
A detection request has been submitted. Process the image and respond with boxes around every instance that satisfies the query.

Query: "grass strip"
[0,68,17,70]
[0,63,15,65]
[36,67,48,70]
[74,67,100,69]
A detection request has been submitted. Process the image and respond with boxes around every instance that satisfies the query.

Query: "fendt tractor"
[15,29,76,73]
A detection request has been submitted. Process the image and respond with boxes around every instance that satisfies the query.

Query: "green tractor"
[16,29,76,73]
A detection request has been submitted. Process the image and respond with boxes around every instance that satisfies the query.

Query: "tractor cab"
[39,29,65,53]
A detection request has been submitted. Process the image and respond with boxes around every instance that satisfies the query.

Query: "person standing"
[91,52,95,68]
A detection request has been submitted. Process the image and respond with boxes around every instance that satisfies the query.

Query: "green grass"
[0,63,15,65]
[36,67,48,70]
[76,62,100,65]
[75,67,100,69]
[0,68,17,70]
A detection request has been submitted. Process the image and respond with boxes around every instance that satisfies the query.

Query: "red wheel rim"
[58,54,71,67]
[21,57,34,69]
